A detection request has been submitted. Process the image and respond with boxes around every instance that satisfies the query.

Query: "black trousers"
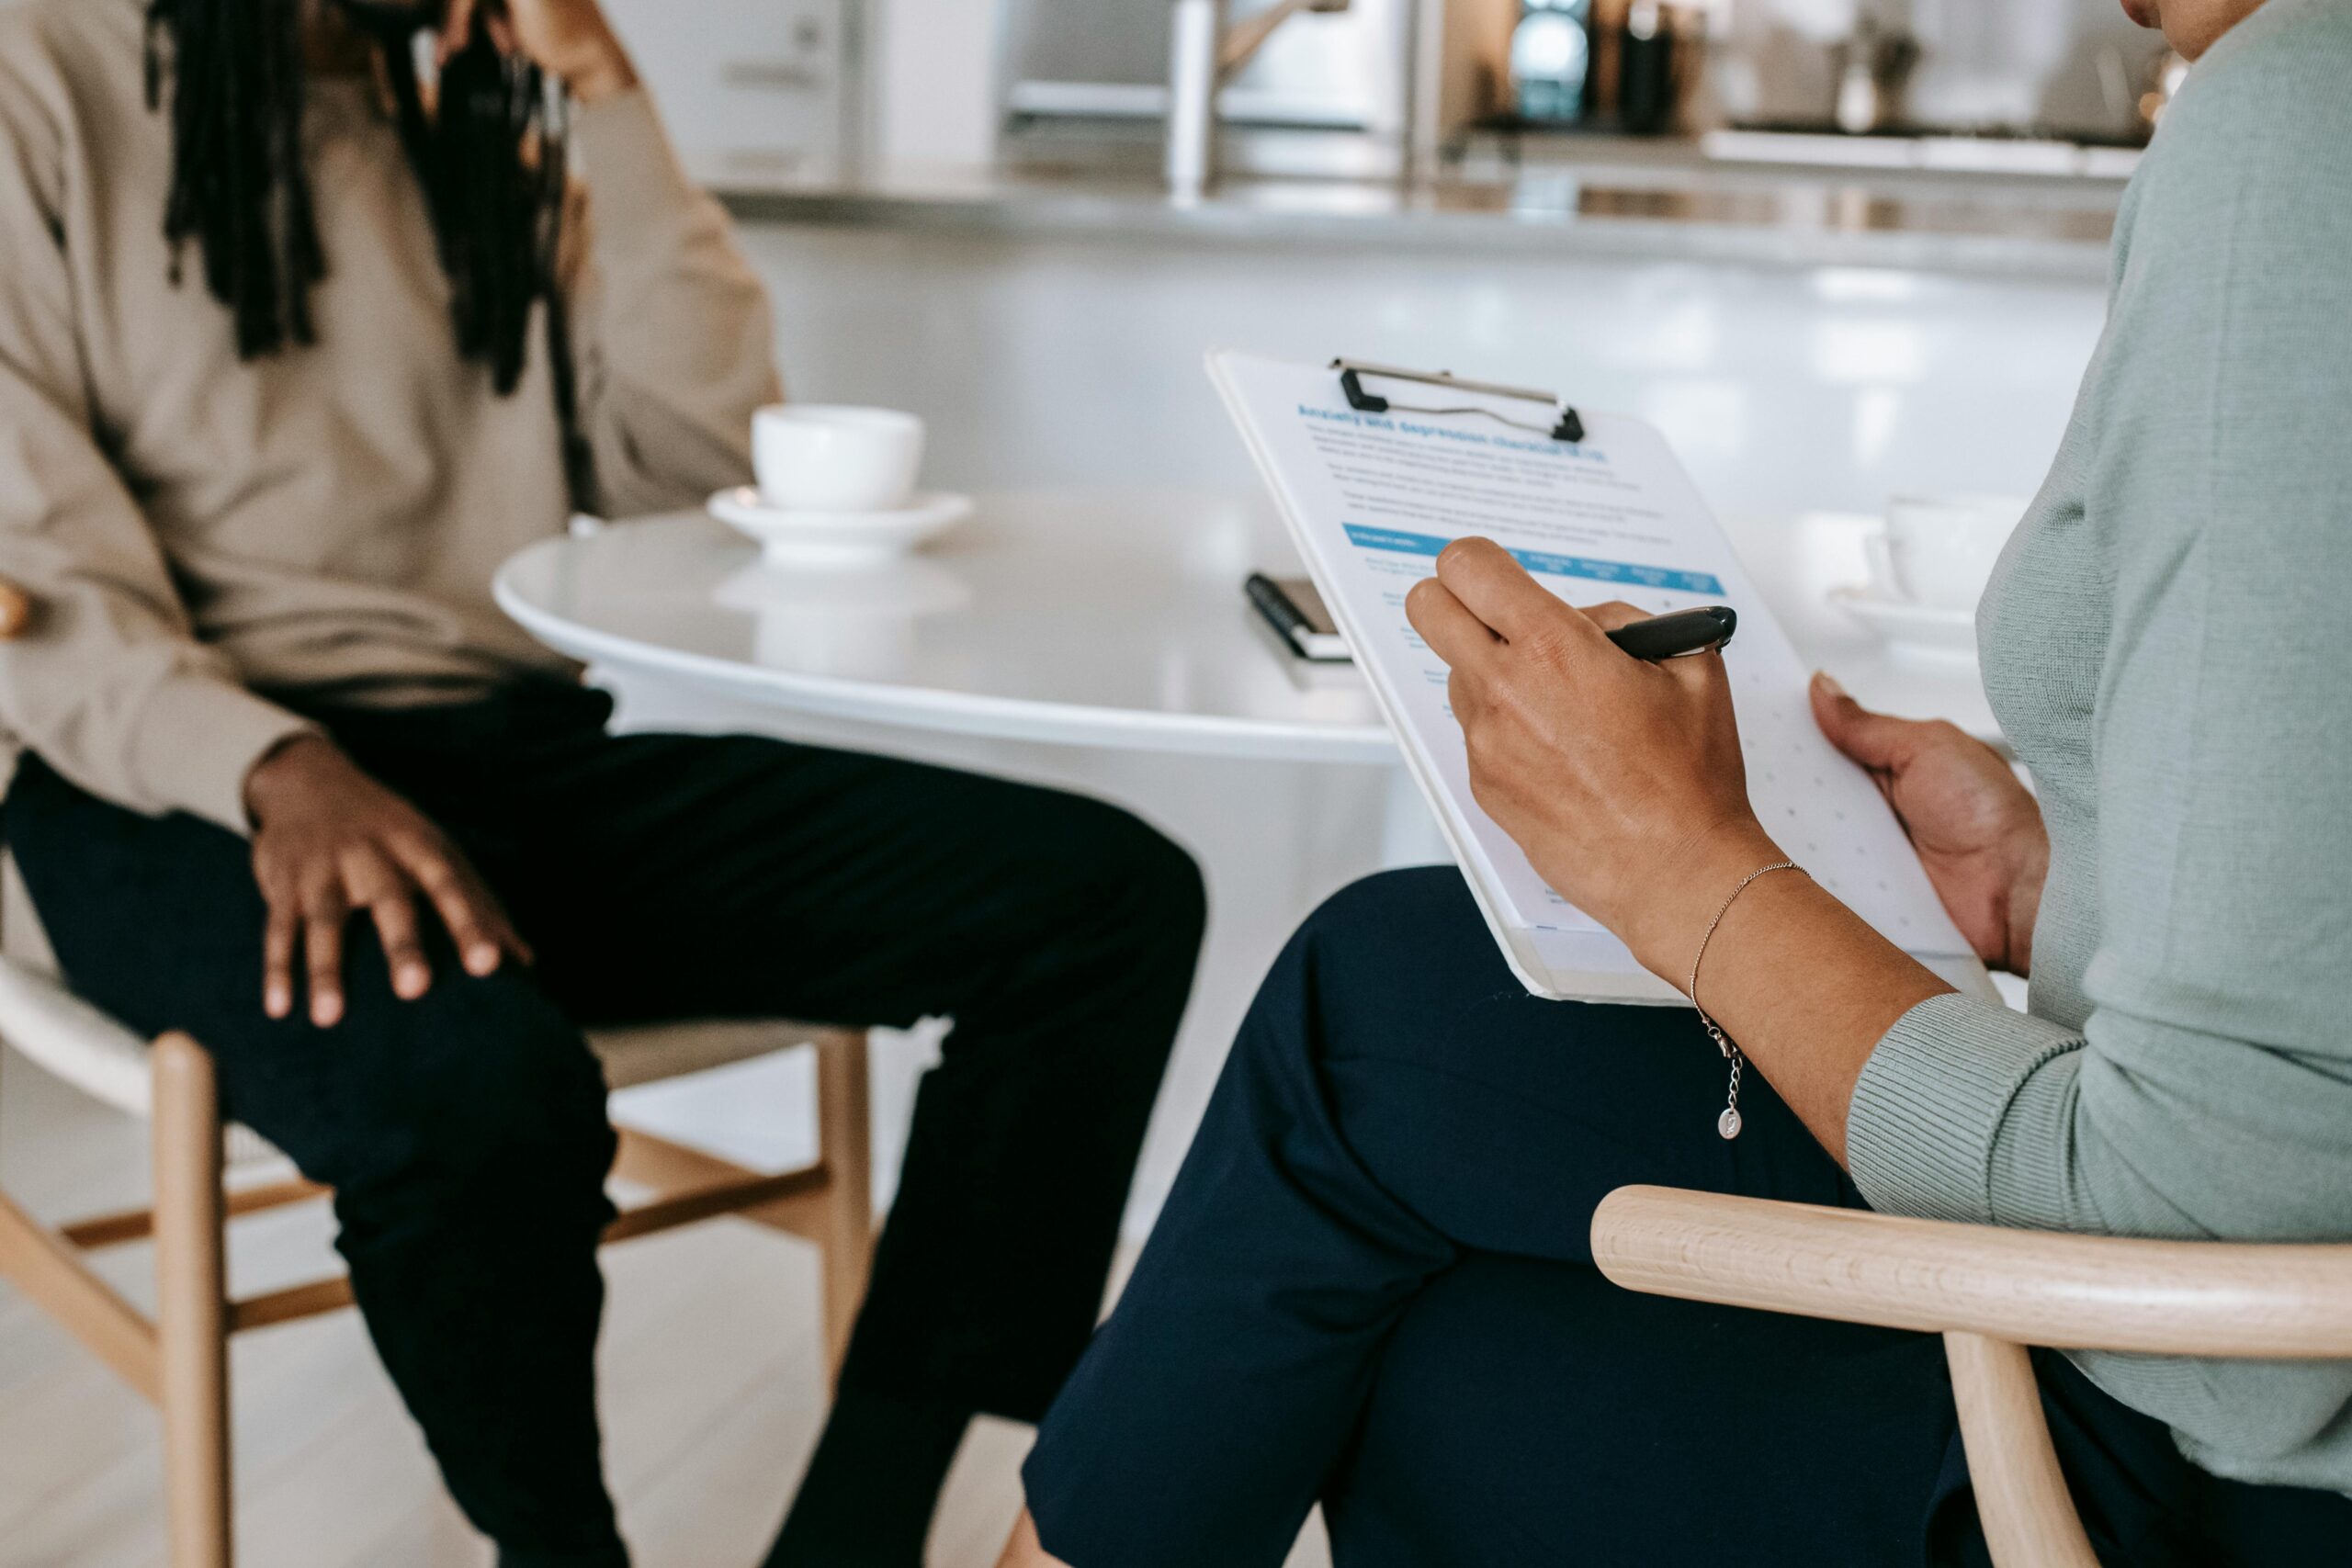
[1023,868,2352,1568]
[5,681,1204,1568]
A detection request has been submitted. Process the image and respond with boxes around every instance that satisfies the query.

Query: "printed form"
[1210,350,1988,1003]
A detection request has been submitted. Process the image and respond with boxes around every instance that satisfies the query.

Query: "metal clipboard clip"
[1331,358,1585,445]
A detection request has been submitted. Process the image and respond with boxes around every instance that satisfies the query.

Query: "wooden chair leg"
[153,1032,232,1568]
[1944,1331,2098,1568]
[813,1032,874,1383]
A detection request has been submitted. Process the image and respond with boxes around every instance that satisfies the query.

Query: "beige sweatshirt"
[0,0,782,834]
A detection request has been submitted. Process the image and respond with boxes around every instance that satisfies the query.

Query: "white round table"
[492,486,1996,758]
[495,489,1394,765]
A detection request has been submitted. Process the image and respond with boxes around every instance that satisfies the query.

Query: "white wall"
[739,225,2105,519]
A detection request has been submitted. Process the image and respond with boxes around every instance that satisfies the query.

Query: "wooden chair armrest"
[1590,1185,2352,1359]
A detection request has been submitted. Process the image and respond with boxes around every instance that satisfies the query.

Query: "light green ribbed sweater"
[1846,0,2352,1495]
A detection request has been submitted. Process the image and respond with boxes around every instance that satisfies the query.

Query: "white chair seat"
[0,952,154,1120]
[0,955,287,1169]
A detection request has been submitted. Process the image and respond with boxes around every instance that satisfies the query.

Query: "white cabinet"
[602,0,855,181]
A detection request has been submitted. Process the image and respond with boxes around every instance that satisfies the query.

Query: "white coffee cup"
[752,405,925,513]
[1866,493,2025,612]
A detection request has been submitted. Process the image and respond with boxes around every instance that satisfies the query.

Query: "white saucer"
[708,488,973,567]
[1828,585,1979,669]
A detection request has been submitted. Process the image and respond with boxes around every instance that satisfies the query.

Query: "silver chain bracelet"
[1687,860,1802,1140]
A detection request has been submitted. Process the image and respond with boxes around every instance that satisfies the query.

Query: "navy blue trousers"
[1024,868,2352,1567]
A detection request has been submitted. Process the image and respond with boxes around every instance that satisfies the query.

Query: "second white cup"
[752,405,926,513]
[1867,493,2025,613]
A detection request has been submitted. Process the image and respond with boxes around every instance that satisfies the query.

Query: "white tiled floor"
[0,1043,1331,1568]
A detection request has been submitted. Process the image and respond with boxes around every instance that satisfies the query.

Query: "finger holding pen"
[1405,537,1775,972]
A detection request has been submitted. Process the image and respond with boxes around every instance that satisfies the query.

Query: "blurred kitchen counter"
[709,148,2122,284]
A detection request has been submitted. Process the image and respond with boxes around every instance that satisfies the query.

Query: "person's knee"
[1295,866,1471,960]
[1236,866,1485,1076]
[1041,794,1208,954]
[311,973,614,1209]
[1112,808,1208,950]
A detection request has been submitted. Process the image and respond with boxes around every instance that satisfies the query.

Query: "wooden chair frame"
[1590,1185,2352,1567]
[0,1028,873,1568]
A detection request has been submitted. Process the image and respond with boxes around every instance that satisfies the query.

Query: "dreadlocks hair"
[144,0,323,356]
[144,0,598,510]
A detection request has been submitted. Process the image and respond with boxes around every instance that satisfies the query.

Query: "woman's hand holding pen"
[1408,538,1959,1165]
[1403,538,2052,985]
[1403,536,1785,983]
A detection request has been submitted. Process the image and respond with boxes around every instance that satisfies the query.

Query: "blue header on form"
[1341,525,1725,597]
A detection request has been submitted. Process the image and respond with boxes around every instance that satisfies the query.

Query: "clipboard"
[1329,359,1587,444]
[1209,347,1996,1007]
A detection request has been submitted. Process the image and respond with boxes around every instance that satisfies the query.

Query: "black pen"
[1605,604,1737,660]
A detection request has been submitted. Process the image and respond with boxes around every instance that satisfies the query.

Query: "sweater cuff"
[128,673,318,836]
[1847,992,2086,1226]
[570,86,707,258]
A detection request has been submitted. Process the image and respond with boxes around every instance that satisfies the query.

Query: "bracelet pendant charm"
[1688,858,1800,1144]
